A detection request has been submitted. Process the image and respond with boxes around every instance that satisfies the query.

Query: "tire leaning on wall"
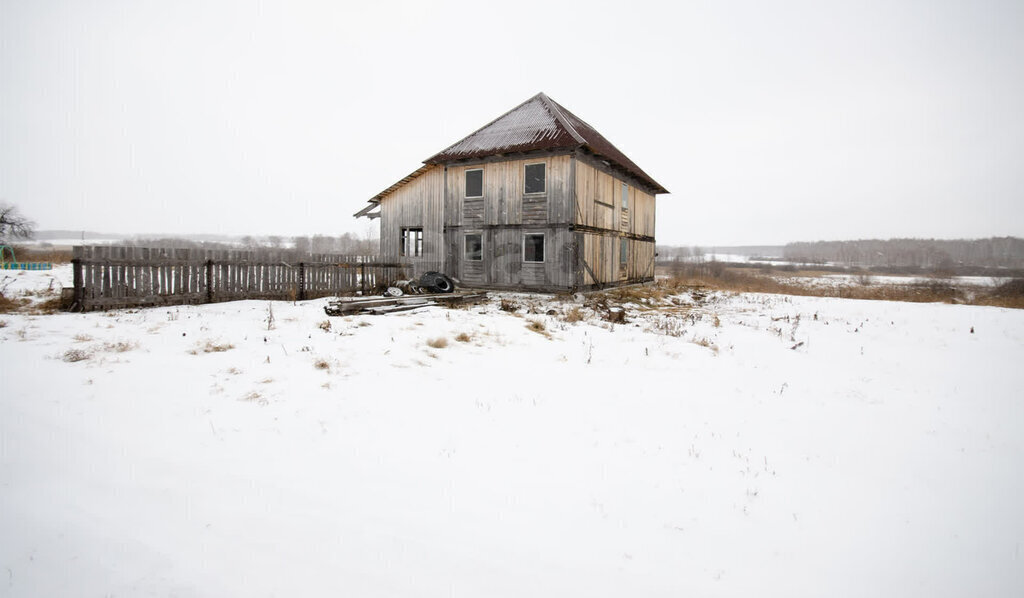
[419,271,455,293]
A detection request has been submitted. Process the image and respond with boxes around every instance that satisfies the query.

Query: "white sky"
[1,0,1022,246]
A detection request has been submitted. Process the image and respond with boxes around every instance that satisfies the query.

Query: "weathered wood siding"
[574,157,655,237]
[379,165,445,277]
[578,235,656,286]
[572,157,657,287]
[446,226,576,290]
[443,154,576,289]
[444,154,573,227]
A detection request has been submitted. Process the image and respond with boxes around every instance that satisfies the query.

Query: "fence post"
[72,258,84,311]
[205,259,214,304]
[298,262,306,301]
[360,262,366,295]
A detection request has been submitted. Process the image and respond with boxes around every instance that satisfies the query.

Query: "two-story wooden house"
[354,92,668,292]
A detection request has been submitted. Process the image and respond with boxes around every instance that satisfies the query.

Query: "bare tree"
[0,203,36,243]
[293,235,311,255]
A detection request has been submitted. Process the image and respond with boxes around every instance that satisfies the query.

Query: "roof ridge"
[536,92,586,145]
[423,92,567,163]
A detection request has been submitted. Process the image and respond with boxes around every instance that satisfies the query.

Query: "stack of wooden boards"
[324,292,488,316]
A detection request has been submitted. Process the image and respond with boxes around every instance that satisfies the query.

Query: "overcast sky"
[2,0,1021,246]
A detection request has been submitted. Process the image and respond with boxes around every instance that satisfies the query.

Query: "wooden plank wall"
[70,246,406,312]
[574,158,655,236]
[574,156,657,286]
[578,236,656,286]
[444,154,573,227]
[443,154,575,289]
[378,165,445,277]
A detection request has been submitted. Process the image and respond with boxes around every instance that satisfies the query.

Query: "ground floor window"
[401,227,423,257]
[524,233,545,263]
[465,233,482,261]
[620,238,628,266]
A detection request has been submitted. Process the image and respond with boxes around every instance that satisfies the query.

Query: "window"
[465,234,482,261]
[401,227,423,257]
[524,163,545,194]
[620,238,628,265]
[465,169,483,198]
[621,182,629,209]
[524,233,545,263]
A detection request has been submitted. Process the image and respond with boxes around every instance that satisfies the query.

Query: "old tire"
[419,271,455,293]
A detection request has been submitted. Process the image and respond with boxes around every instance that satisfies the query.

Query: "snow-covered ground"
[1,274,1023,596]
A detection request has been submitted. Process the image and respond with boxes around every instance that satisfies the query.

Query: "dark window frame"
[523,232,545,263]
[464,233,483,262]
[401,227,423,257]
[465,168,483,199]
[524,163,546,195]
[620,237,628,266]
[621,182,629,209]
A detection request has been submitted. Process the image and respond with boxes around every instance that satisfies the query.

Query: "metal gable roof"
[425,93,668,194]
[357,93,668,216]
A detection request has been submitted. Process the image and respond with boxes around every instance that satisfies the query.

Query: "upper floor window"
[465,169,483,198]
[524,163,546,194]
[621,182,629,209]
[401,227,423,257]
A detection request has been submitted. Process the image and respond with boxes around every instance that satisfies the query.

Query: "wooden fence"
[70,246,407,312]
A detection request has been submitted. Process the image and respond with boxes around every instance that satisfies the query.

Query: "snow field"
[1,286,1022,596]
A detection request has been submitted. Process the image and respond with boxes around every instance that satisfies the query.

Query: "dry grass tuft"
[693,336,719,354]
[101,340,137,353]
[313,358,331,370]
[499,298,520,312]
[33,297,63,314]
[318,320,332,332]
[0,294,26,313]
[426,337,449,349]
[525,319,550,337]
[62,348,92,362]
[454,332,472,343]
[240,391,268,405]
[563,307,585,323]
[191,340,235,354]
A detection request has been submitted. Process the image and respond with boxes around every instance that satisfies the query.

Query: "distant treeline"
[783,237,1024,269]
[121,233,378,256]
